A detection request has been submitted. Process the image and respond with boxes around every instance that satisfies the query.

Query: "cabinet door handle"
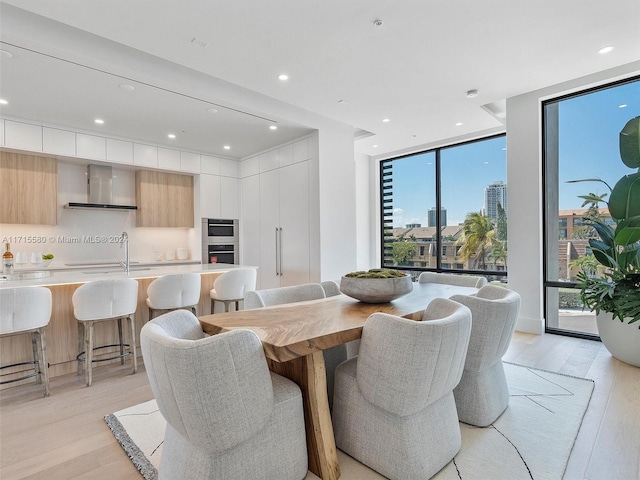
[275,227,280,276]
[279,227,283,277]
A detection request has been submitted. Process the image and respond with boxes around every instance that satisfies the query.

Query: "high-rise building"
[484,181,507,221]
[428,207,447,227]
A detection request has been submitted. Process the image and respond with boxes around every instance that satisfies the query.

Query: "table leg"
[267,351,341,480]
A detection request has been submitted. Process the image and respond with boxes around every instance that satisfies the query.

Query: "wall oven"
[202,218,239,265]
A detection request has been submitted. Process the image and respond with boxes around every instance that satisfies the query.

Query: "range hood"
[65,165,138,211]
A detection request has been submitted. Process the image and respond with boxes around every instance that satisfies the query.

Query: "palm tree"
[456,212,495,270]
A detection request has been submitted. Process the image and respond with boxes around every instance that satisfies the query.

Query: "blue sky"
[390,79,639,228]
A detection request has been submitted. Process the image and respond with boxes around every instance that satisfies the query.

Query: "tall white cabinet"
[241,136,312,289]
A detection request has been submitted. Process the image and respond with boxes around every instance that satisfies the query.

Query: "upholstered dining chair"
[73,278,138,386]
[243,282,326,309]
[418,271,488,288]
[450,284,521,426]
[146,273,201,320]
[332,298,472,480]
[0,287,52,397]
[140,310,308,480]
[209,267,257,313]
[320,280,341,297]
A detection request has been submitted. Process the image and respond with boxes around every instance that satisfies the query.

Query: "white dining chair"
[0,287,52,397]
[146,273,201,320]
[418,271,488,288]
[73,278,138,386]
[209,268,257,313]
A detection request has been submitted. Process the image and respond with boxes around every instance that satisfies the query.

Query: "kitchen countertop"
[0,263,254,289]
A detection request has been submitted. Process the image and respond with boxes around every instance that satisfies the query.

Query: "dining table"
[198,281,478,480]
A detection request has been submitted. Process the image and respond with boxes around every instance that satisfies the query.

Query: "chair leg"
[77,322,84,375]
[31,332,41,385]
[84,322,93,387]
[38,327,50,397]
[129,315,138,375]
[117,318,125,365]
[148,307,156,321]
[210,298,216,314]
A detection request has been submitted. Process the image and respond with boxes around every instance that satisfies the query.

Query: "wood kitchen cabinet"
[0,152,57,225]
[135,170,194,227]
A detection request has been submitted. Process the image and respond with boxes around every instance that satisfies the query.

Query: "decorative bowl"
[340,274,413,303]
[41,259,53,267]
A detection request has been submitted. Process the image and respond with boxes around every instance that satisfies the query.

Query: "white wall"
[354,151,373,270]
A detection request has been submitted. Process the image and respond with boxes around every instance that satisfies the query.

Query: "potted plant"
[568,116,640,367]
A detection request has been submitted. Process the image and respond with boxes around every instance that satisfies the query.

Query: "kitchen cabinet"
[0,152,57,225]
[136,170,194,227]
[43,127,76,156]
[254,160,310,289]
[106,139,134,164]
[200,174,239,220]
[133,143,158,167]
[4,120,42,152]
[76,133,106,160]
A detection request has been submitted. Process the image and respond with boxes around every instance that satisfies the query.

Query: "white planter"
[596,312,640,367]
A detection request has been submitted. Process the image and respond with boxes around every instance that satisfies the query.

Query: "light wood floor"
[1,332,639,480]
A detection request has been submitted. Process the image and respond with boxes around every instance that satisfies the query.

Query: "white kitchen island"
[0,263,256,381]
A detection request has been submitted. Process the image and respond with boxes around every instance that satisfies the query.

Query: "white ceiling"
[1,1,639,160]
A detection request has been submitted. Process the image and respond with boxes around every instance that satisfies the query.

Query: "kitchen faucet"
[119,231,130,274]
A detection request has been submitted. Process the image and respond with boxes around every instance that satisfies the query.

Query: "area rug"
[105,363,594,480]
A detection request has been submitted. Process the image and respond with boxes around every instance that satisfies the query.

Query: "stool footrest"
[76,343,132,364]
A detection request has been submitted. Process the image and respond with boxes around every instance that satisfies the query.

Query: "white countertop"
[0,263,253,289]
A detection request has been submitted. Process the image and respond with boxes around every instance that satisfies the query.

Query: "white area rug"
[105,363,594,480]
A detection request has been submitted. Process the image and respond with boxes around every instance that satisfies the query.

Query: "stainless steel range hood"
[65,165,138,211]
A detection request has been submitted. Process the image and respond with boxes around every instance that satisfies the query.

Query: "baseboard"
[515,316,544,335]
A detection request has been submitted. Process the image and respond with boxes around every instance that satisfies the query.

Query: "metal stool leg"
[129,315,137,374]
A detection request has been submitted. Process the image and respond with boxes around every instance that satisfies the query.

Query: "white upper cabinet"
[241,156,260,178]
[200,173,221,219]
[76,133,106,160]
[260,149,279,172]
[220,176,239,219]
[293,137,310,163]
[201,155,221,175]
[4,120,42,151]
[134,143,158,167]
[106,139,134,164]
[43,127,76,156]
[158,147,181,170]
[220,158,239,178]
[180,151,201,173]
[277,143,293,168]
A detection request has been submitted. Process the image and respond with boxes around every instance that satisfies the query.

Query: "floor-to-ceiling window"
[543,76,639,337]
[380,134,507,280]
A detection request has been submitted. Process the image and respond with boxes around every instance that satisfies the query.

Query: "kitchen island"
[0,263,254,381]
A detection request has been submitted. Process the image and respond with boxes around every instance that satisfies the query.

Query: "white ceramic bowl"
[340,274,413,303]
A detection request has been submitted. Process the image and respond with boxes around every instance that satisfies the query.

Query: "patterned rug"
[105,363,594,480]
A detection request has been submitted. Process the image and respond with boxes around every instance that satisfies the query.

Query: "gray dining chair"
[140,310,308,480]
[418,271,488,288]
[332,298,472,480]
[450,284,521,426]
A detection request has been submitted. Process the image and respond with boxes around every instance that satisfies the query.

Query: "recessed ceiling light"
[278,74,289,81]
[337,100,349,105]
[466,89,479,98]
[223,145,231,150]
[373,19,384,28]
[455,122,463,126]
[269,125,278,130]
[0,50,13,58]
[119,84,135,91]
[598,46,614,54]
[619,104,628,108]
[207,108,218,114]
[167,134,176,139]
[0,99,7,105]
[382,118,390,123]
[94,118,104,124]
[372,145,379,148]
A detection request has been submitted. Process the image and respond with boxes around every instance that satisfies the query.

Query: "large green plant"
[568,116,640,325]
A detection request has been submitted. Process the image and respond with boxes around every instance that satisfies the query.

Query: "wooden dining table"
[198,282,478,480]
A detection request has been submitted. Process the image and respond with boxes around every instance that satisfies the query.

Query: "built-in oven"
[202,218,239,265]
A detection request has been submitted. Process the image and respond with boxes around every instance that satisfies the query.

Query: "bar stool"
[73,279,138,387]
[146,273,201,320]
[0,287,52,397]
[210,268,257,313]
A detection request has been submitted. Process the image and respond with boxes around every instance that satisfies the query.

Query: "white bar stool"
[210,268,257,313]
[73,279,138,387]
[145,273,201,320]
[0,287,52,397]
